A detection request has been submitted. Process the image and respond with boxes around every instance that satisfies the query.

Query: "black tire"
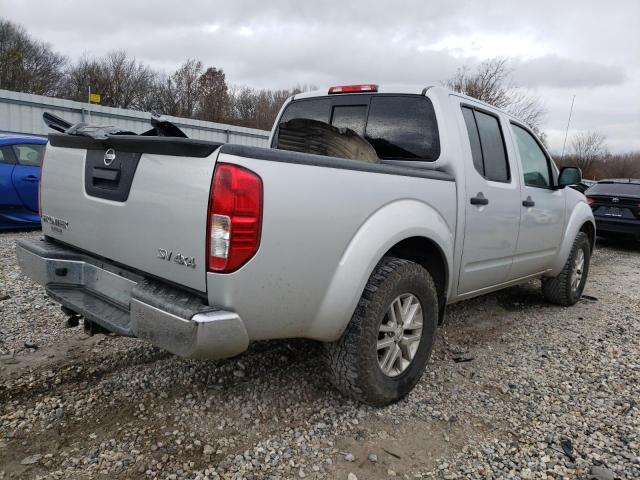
[323,256,438,406]
[541,232,591,306]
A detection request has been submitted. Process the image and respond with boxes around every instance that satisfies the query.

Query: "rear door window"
[0,146,18,165]
[274,95,440,161]
[12,144,43,167]
[461,107,510,182]
[461,107,484,174]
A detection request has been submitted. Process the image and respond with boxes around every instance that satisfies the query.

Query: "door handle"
[522,197,535,208]
[22,175,39,183]
[470,193,489,206]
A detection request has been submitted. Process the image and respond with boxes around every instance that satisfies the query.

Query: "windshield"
[273,94,440,162]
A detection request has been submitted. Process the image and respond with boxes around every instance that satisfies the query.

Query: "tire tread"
[542,232,590,306]
[323,256,437,406]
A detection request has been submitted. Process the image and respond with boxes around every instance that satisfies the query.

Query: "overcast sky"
[2,0,639,153]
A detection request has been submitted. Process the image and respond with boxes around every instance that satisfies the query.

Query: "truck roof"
[290,84,523,123]
[292,84,432,100]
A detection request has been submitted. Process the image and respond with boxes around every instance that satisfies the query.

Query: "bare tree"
[100,51,156,109]
[171,59,203,117]
[445,58,546,132]
[571,131,607,172]
[601,152,640,179]
[253,89,294,130]
[227,84,314,129]
[228,86,258,126]
[1,18,321,131]
[62,51,156,109]
[0,18,66,95]
[142,74,179,115]
[61,55,106,103]
[557,149,640,180]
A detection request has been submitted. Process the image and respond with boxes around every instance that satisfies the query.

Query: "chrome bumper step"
[16,237,250,359]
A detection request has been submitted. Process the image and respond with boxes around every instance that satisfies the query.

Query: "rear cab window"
[273,94,440,162]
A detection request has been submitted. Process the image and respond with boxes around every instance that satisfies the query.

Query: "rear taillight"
[328,84,378,94]
[38,145,46,216]
[586,196,594,205]
[207,163,262,273]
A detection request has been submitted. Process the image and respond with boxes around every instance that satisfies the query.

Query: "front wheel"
[541,231,591,306]
[323,256,438,406]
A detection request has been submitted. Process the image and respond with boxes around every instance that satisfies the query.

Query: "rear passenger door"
[11,143,42,213]
[457,104,521,295]
[508,123,564,278]
[0,147,20,209]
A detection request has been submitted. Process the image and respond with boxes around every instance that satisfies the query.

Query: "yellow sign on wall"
[89,93,101,104]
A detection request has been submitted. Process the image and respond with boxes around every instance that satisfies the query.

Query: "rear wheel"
[541,232,591,306]
[323,256,438,406]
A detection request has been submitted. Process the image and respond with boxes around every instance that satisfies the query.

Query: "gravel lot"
[1,230,638,480]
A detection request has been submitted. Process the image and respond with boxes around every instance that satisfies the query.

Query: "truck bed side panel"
[206,152,457,342]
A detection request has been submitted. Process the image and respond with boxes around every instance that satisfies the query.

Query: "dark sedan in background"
[0,134,46,230]
[586,178,640,240]
[570,179,596,194]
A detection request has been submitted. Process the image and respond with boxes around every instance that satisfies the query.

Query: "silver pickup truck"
[17,84,595,405]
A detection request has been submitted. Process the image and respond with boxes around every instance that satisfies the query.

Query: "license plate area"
[604,206,623,217]
[84,149,141,202]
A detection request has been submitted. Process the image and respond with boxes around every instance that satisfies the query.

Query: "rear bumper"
[594,216,640,237]
[16,237,249,359]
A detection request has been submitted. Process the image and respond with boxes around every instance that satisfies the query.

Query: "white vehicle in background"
[18,84,594,405]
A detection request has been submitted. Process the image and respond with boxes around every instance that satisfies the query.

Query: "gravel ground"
[0,230,638,480]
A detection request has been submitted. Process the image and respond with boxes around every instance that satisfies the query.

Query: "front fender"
[307,199,454,340]
[549,201,595,276]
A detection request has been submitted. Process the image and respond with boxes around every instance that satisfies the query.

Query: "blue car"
[0,134,47,230]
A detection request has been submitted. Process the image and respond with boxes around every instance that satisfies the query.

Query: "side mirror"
[557,167,582,188]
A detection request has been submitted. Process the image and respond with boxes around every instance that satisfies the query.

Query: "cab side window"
[511,124,551,188]
[461,106,510,182]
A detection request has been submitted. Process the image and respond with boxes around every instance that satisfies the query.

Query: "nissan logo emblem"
[103,148,116,166]
[612,197,619,203]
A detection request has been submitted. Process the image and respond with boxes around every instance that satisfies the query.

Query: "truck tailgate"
[40,135,221,292]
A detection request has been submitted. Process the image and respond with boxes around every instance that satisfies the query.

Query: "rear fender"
[307,199,453,340]
[549,201,595,276]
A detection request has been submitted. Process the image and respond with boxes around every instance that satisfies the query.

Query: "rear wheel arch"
[580,220,596,251]
[309,200,454,340]
[384,236,448,323]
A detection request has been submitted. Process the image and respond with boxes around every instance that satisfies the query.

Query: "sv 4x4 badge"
[157,248,196,269]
